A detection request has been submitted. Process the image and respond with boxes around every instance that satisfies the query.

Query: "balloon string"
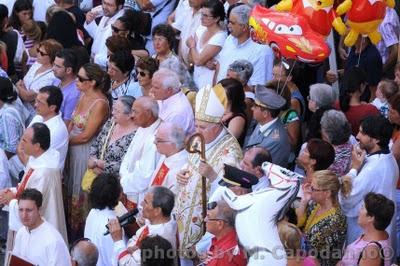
[279,60,296,96]
[356,36,364,67]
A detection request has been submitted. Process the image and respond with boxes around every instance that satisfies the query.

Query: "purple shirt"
[377,7,400,64]
[53,79,80,121]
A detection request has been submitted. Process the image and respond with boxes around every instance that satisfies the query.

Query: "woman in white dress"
[186,0,227,90]
[16,39,62,119]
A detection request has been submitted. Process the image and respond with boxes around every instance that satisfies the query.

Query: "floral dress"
[89,119,136,174]
[65,98,108,241]
[298,202,347,266]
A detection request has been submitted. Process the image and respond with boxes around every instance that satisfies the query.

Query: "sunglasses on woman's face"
[77,75,91,82]
[138,71,147,77]
[36,47,48,56]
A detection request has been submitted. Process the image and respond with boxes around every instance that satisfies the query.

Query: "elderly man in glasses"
[202,200,247,265]
[108,186,177,266]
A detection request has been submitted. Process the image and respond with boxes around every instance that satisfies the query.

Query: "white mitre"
[195,84,228,123]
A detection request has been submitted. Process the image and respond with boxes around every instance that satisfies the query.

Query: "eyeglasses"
[138,71,148,77]
[154,139,172,144]
[36,48,48,56]
[229,65,245,72]
[310,186,327,192]
[111,25,125,33]
[77,75,91,82]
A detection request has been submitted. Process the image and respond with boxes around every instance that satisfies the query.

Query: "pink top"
[303,256,317,266]
[340,236,392,266]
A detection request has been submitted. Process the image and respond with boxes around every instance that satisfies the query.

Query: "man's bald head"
[132,96,159,127]
[71,239,99,266]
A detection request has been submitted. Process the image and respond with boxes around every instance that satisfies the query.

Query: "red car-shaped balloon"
[249,5,330,63]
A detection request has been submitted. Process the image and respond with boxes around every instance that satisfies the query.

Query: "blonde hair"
[22,20,41,41]
[378,79,399,100]
[313,170,351,203]
[278,221,302,257]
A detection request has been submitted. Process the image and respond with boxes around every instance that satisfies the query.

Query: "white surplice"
[8,149,67,242]
[113,218,177,266]
[148,149,188,194]
[29,113,69,170]
[13,220,71,266]
[119,119,161,204]
[85,208,126,266]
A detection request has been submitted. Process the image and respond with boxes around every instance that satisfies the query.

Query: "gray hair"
[320,110,351,145]
[216,200,235,227]
[228,60,253,84]
[70,240,99,266]
[247,0,266,7]
[153,68,181,93]
[118,95,135,114]
[160,59,197,91]
[309,83,338,108]
[158,122,186,150]
[138,96,159,118]
[149,186,175,217]
[230,4,252,25]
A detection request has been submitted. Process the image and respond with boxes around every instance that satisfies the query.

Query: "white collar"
[137,118,162,134]
[27,149,60,169]
[205,127,227,149]
[164,149,188,168]
[259,118,278,133]
[159,91,183,108]
[233,36,252,48]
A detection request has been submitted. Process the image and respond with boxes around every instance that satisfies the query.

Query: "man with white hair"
[119,96,161,210]
[150,68,195,135]
[215,4,273,85]
[149,122,188,194]
[175,83,242,265]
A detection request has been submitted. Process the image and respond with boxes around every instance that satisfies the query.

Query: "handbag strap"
[357,240,385,266]
[100,121,115,160]
[152,0,174,19]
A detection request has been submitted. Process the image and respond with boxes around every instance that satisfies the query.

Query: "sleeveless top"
[341,235,391,266]
[223,112,247,146]
[71,98,109,136]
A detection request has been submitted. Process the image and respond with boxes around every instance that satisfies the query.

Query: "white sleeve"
[339,169,370,215]
[84,20,98,39]
[46,239,72,266]
[14,31,25,64]
[94,51,108,69]
[8,199,23,232]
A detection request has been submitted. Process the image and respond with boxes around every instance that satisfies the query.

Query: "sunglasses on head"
[77,75,91,82]
[207,201,217,210]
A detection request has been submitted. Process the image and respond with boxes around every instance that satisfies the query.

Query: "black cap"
[219,164,259,189]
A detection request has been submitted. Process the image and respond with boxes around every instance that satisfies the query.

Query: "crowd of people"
[0,0,398,265]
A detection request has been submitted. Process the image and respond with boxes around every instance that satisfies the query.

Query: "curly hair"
[136,56,159,78]
[89,173,121,210]
[152,24,175,50]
